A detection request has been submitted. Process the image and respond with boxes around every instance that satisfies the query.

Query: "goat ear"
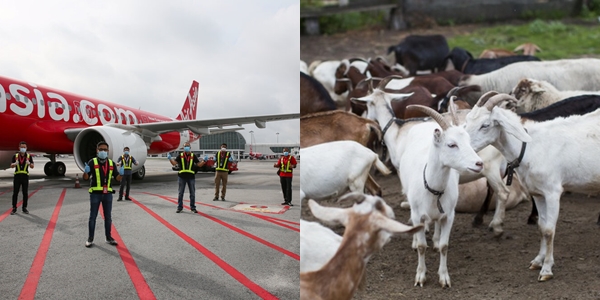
[378,217,424,234]
[433,128,443,144]
[530,83,545,94]
[491,108,532,143]
[308,199,349,226]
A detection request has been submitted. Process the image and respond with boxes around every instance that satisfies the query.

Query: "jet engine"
[73,126,148,179]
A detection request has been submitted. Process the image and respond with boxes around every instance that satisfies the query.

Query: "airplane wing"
[65,113,299,140]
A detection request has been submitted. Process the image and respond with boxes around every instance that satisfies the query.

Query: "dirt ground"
[301,24,600,299]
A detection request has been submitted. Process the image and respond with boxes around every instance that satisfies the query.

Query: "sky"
[0,0,299,146]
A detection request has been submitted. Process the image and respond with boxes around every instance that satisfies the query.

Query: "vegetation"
[448,19,600,60]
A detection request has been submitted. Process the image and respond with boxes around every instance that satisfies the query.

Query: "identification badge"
[103,185,108,194]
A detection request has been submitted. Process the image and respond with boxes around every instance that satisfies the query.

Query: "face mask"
[184,146,191,152]
[221,147,226,151]
[283,152,289,156]
[98,151,108,159]
[20,148,26,153]
[124,151,129,155]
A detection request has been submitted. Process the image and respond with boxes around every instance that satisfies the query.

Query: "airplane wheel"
[44,162,54,176]
[53,162,66,176]
[133,165,145,180]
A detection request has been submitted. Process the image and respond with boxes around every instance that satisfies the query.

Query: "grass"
[447,19,600,59]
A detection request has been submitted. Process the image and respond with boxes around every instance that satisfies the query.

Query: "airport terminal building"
[190,132,299,159]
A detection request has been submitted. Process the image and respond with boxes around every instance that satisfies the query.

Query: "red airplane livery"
[0,75,298,179]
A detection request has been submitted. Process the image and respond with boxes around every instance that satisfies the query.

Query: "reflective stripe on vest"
[279,156,292,173]
[88,158,114,193]
[121,155,133,170]
[14,153,30,175]
[216,151,230,171]
[179,153,195,174]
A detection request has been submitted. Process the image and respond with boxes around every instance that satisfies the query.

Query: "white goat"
[309,60,348,104]
[511,78,600,112]
[300,140,391,201]
[463,92,600,282]
[354,78,484,287]
[459,58,600,101]
[300,193,423,300]
[301,60,309,74]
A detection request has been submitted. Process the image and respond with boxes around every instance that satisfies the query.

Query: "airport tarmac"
[0,157,300,299]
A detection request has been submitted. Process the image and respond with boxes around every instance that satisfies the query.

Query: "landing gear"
[43,154,66,177]
[133,165,145,180]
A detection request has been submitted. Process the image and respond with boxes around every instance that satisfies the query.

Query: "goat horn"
[445,86,461,98]
[406,105,450,130]
[376,75,403,90]
[475,91,499,107]
[448,96,460,126]
[484,94,519,111]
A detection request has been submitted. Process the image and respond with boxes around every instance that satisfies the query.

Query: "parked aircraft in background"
[0,75,298,179]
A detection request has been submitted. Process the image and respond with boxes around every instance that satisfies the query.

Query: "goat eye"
[480,123,489,130]
[448,143,457,148]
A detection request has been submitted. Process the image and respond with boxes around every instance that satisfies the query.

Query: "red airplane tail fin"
[176,80,199,120]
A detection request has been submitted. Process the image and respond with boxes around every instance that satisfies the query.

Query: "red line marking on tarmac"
[99,204,156,300]
[0,186,43,223]
[18,188,66,300]
[129,197,279,300]
[150,194,299,260]
[142,192,299,232]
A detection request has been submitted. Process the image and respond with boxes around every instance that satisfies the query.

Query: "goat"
[510,78,600,113]
[447,46,541,75]
[353,78,483,287]
[300,110,385,196]
[479,48,515,59]
[463,92,600,282]
[514,42,542,56]
[310,60,348,105]
[387,34,449,76]
[300,193,423,300]
[299,141,391,202]
[458,58,600,106]
[300,72,337,116]
[301,60,309,74]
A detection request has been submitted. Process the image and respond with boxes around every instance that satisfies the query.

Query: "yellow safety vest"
[14,153,30,175]
[216,151,230,172]
[121,155,133,170]
[279,156,292,173]
[179,153,195,174]
[88,158,114,193]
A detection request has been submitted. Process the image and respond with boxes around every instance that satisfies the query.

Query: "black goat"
[300,72,337,116]
[447,47,540,75]
[387,34,449,76]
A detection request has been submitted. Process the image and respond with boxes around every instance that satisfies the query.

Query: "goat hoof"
[538,274,553,282]
[529,263,542,270]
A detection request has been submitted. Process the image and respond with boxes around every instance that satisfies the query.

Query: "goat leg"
[473,182,493,226]
[527,196,538,225]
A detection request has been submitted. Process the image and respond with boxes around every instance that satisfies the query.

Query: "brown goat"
[479,48,515,59]
[301,72,337,116]
[514,42,542,56]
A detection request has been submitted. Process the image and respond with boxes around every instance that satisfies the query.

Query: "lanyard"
[100,160,109,184]
[18,154,26,165]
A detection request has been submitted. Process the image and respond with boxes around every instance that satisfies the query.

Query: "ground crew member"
[168,142,205,213]
[117,146,138,201]
[274,148,297,206]
[213,143,235,201]
[10,141,34,215]
[83,141,123,248]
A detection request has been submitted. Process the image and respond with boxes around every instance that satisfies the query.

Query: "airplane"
[0,75,299,179]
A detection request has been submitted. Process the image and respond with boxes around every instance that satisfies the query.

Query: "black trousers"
[12,174,29,209]
[119,174,132,198]
[279,177,293,203]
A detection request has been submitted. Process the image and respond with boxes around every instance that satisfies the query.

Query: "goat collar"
[504,141,527,186]
[381,117,397,142]
[423,164,445,214]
